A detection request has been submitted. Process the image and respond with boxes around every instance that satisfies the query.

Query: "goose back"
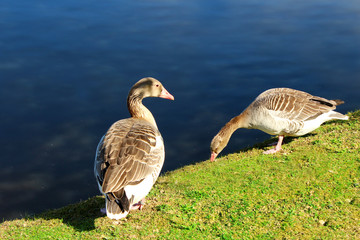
[253,88,341,120]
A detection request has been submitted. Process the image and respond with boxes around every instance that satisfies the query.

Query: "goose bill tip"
[210,152,217,162]
[159,88,174,100]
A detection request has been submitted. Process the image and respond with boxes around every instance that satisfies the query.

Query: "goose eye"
[155,84,160,87]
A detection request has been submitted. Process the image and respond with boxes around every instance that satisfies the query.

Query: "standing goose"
[210,88,348,161]
[94,77,174,219]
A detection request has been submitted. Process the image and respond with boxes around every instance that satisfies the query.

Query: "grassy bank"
[1,111,359,239]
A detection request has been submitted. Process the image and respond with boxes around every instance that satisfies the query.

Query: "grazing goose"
[94,77,174,219]
[210,88,348,161]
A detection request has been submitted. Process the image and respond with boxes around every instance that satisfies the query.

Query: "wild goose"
[94,77,174,219]
[210,88,348,161]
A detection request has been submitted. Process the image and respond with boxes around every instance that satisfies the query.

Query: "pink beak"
[159,87,174,100]
[210,152,218,162]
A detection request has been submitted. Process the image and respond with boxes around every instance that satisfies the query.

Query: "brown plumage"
[210,88,348,161]
[94,77,174,219]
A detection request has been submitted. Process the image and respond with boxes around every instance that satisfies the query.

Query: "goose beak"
[159,87,174,100]
[210,152,218,162]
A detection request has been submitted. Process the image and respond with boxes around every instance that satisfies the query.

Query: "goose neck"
[127,94,157,128]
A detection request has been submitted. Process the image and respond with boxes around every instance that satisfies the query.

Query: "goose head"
[130,77,174,100]
[210,133,230,162]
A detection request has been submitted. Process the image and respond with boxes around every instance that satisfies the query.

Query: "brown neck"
[127,93,157,128]
[218,110,250,140]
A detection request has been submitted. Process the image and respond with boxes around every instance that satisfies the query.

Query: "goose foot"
[131,199,145,210]
[263,148,282,154]
[263,135,284,154]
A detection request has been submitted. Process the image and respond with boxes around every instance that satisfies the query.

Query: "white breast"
[124,174,154,204]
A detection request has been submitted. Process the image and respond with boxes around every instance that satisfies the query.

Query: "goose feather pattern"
[248,88,346,136]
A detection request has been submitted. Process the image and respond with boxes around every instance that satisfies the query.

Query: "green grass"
[1,111,360,239]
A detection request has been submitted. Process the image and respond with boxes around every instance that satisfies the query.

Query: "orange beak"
[159,87,174,100]
[210,152,218,162]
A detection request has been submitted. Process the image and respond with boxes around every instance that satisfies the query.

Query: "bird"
[94,77,174,219]
[210,88,348,161]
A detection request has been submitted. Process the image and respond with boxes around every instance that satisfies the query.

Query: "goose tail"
[332,99,345,106]
[105,198,129,220]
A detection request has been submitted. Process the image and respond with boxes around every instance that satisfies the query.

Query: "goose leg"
[263,135,284,154]
[130,198,145,210]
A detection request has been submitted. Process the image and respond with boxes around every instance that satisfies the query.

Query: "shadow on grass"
[30,196,105,232]
[236,133,316,153]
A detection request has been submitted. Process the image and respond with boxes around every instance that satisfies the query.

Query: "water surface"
[1,0,359,220]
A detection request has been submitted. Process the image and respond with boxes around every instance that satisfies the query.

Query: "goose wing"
[94,118,163,194]
[255,88,339,121]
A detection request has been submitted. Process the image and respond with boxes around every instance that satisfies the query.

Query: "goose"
[210,88,348,161]
[94,77,174,219]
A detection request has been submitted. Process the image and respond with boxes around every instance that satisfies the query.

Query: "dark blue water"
[1,0,359,220]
